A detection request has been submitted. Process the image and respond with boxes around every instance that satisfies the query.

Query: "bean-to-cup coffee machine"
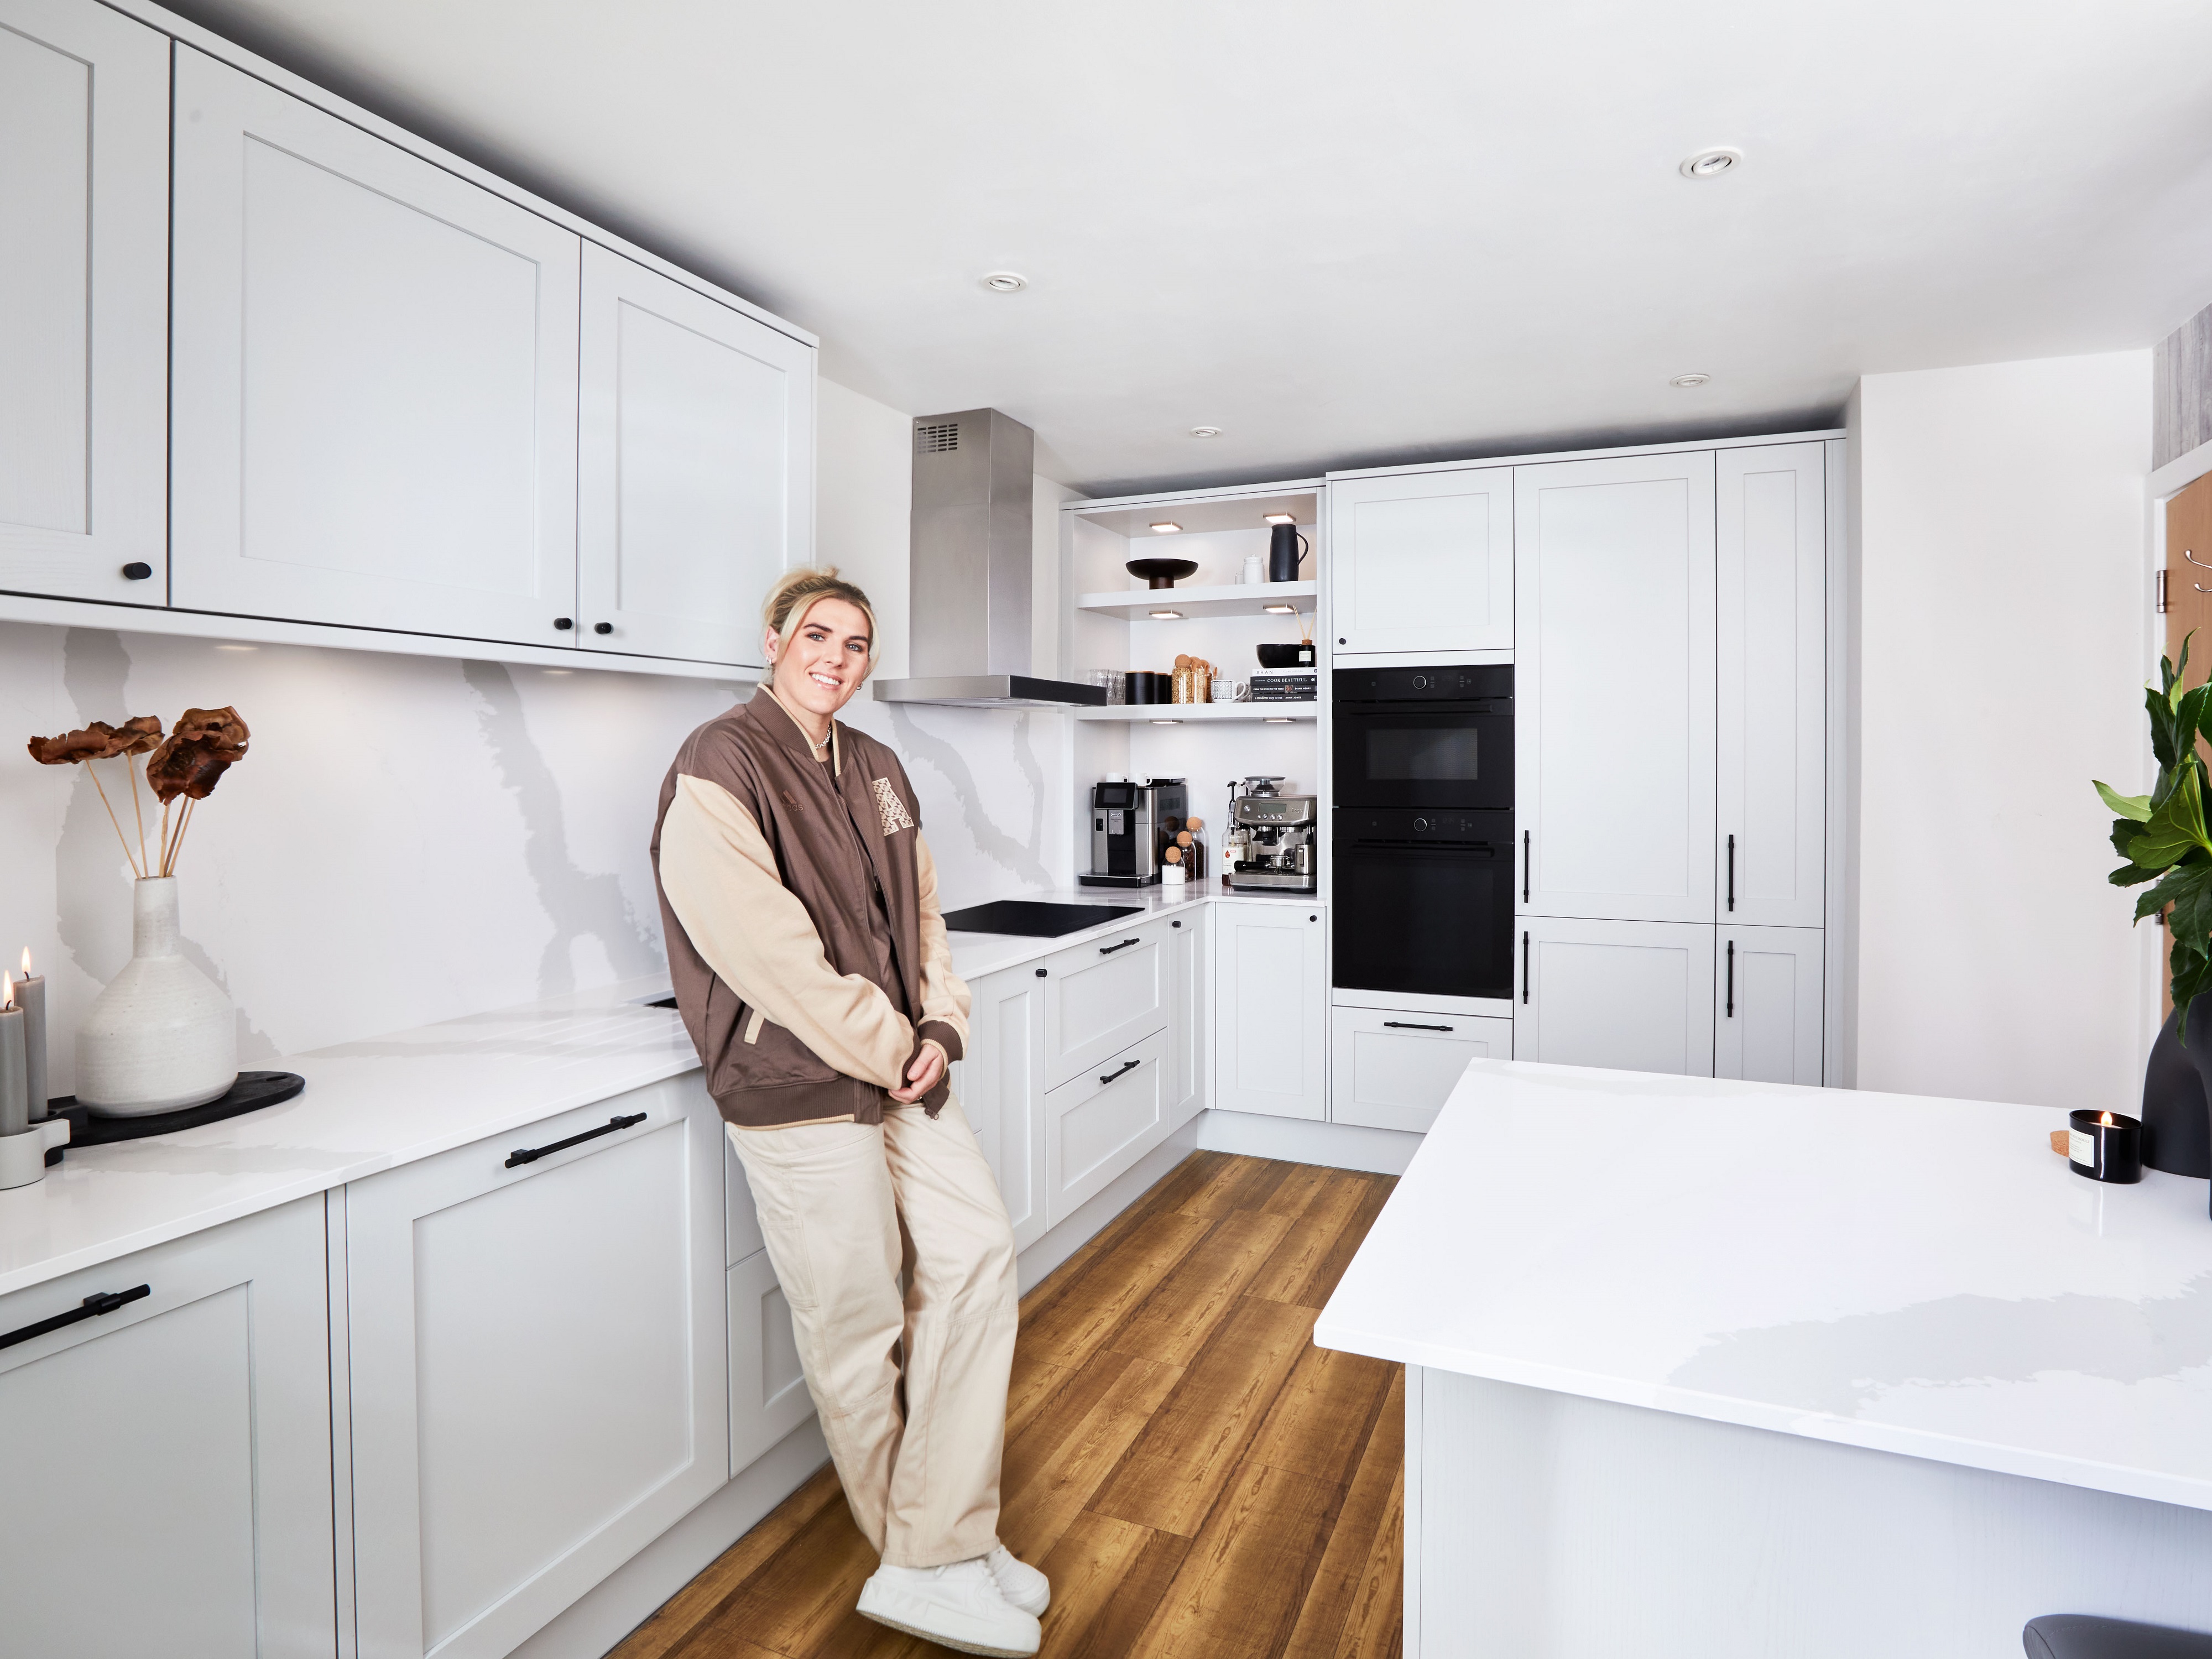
[1225,776,1318,893]
[1080,776,1188,888]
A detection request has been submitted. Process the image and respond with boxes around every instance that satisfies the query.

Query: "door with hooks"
[2166,470,2212,687]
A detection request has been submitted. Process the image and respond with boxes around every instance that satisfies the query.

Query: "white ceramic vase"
[76,877,238,1115]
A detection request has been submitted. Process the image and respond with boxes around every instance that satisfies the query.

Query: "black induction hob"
[940,899,1143,937]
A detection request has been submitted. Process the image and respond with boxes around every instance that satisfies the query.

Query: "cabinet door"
[726,1249,815,1477]
[1213,904,1328,1119]
[1329,467,1513,654]
[1716,924,1825,1085]
[0,0,168,600]
[960,966,1048,1254]
[347,1077,727,1659]
[578,244,813,664]
[1514,916,1715,1076]
[171,48,582,648]
[1167,910,1209,1127]
[1045,1027,1170,1226]
[1516,452,1716,922]
[1041,919,1170,1090]
[0,1195,335,1657]
[1330,1006,1512,1133]
[1717,444,1826,927]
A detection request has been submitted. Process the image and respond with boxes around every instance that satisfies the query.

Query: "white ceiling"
[163,0,2212,495]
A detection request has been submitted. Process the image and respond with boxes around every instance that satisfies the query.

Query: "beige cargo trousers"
[727,1094,1019,1568]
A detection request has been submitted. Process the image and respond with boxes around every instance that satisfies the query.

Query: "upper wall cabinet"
[170,48,583,648]
[0,0,169,601]
[1717,444,1826,928]
[1329,467,1513,654]
[578,246,811,665]
[1516,451,1717,924]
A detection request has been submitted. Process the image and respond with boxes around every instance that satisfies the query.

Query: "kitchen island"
[1316,1060,2212,1659]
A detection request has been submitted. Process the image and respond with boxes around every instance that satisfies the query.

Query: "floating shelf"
[1076,581,1318,622]
[1073,703,1317,723]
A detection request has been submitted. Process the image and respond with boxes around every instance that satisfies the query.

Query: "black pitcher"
[1267,523,1310,582]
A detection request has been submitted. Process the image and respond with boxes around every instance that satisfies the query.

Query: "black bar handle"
[1098,1058,1141,1086]
[1726,834,1736,913]
[1522,931,1531,1004]
[1725,940,1735,1018]
[1384,1021,1454,1032]
[1098,937,1141,955]
[507,1111,647,1170]
[1522,831,1531,903]
[1,1283,151,1351]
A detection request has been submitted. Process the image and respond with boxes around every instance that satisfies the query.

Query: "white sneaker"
[856,1557,1042,1656]
[987,1543,1051,1616]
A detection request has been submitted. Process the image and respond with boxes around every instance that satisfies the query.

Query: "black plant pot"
[2142,1002,2212,1178]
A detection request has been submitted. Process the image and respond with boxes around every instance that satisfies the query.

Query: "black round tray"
[43,1071,306,1164]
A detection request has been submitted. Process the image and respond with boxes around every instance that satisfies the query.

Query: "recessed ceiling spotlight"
[1190,426,1222,439]
[1678,147,1741,179]
[1263,604,1297,614]
[979,271,1027,292]
[1670,372,1712,388]
[1151,718,1183,726]
[1150,521,1182,534]
[1150,609,1183,619]
[1262,513,1296,525]
[1265,717,1292,724]
[213,643,258,651]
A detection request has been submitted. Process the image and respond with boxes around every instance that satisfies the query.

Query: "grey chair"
[2026,1616,2212,1658]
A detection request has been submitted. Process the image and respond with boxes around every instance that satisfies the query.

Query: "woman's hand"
[889,1039,947,1103]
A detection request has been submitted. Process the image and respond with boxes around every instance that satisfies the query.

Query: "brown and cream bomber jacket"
[650,687,970,1129]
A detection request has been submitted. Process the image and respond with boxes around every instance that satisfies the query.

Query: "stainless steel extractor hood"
[873,408,1104,709]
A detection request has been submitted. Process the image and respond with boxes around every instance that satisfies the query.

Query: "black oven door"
[1332,704,1512,811]
[1332,811,1515,1000]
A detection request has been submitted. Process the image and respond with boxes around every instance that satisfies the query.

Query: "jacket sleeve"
[912,832,972,1063]
[659,771,915,1091]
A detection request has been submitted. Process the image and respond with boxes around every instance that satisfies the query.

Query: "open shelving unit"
[1072,702,1317,723]
[1076,580,1318,623]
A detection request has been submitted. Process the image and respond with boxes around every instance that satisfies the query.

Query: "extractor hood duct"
[872,408,1105,709]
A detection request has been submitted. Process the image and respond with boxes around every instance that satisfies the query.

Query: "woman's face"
[767,597,873,722]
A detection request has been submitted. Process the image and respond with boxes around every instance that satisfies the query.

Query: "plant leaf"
[2128,765,2212,869]
[2112,859,2162,888]
[2096,780,2153,821]
[2148,684,2182,770]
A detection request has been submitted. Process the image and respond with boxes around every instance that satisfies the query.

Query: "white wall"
[1852,351,2151,1112]
[0,379,1071,1098]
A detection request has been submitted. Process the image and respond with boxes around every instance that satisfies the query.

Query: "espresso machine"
[1080,776,1188,887]
[1224,776,1318,893]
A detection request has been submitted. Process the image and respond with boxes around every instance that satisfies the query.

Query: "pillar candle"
[0,978,24,1139]
[17,951,45,1124]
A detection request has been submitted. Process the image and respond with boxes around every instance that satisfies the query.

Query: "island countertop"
[1313,1058,2212,1514]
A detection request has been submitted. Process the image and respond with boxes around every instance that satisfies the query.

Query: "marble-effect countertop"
[1314,1058,2212,1512]
[944,881,1322,981]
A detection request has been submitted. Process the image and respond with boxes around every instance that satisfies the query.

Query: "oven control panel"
[1335,807,1511,845]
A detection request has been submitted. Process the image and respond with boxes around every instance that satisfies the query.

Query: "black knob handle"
[120,562,152,581]
[1035,967,1046,978]
[553,617,573,630]
[593,622,613,635]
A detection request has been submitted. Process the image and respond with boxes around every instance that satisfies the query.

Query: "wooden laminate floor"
[613,1152,1404,1659]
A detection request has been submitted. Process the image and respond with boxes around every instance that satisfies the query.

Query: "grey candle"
[0,979,24,1139]
[17,951,46,1123]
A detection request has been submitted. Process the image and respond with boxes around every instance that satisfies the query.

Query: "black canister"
[1267,523,1310,582]
[1125,671,1154,704]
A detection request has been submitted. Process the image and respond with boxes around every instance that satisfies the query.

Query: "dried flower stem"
[158,799,173,876]
[86,762,143,879]
[164,797,197,877]
[128,755,148,874]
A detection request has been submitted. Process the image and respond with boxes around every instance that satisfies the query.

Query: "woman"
[651,567,1046,1656]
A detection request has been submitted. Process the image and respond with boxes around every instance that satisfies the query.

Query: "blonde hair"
[763,566,877,658]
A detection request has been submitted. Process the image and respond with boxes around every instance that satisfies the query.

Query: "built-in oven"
[1332,666,1514,1003]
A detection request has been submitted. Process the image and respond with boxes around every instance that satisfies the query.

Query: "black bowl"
[1126,557,1199,590]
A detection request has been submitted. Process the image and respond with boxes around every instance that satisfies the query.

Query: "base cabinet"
[726,1248,815,1476]
[346,1076,728,1659]
[1167,910,1209,1126]
[1331,1006,1512,1133]
[0,1195,337,1658]
[959,965,1049,1253]
[1515,917,1716,1076]
[1045,1026,1170,1226]
[1215,902,1329,1119]
[1716,925,1825,1085]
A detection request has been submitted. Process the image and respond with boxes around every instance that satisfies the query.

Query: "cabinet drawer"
[1041,919,1170,1091]
[1330,1006,1512,1133]
[727,1250,814,1478]
[1045,1027,1170,1228]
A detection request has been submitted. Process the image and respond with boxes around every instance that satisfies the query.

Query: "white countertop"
[0,977,697,1300]
[1314,1058,2212,1513]
[944,882,1322,980]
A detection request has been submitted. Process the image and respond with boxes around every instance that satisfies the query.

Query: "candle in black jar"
[2068,1108,2142,1184]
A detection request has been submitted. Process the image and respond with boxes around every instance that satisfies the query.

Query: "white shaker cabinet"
[577,244,812,664]
[1516,452,1717,924]
[0,0,169,601]
[960,963,1050,1253]
[1329,466,1514,654]
[1167,909,1209,1127]
[1331,1006,1512,1133]
[347,1076,728,1659]
[1514,916,1715,1076]
[1041,919,1171,1089]
[0,1195,337,1658]
[170,48,582,648]
[1717,444,1827,928]
[726,1249,815,1478]
[1715,924,1825,1086]
[1214,902,1328,1119]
